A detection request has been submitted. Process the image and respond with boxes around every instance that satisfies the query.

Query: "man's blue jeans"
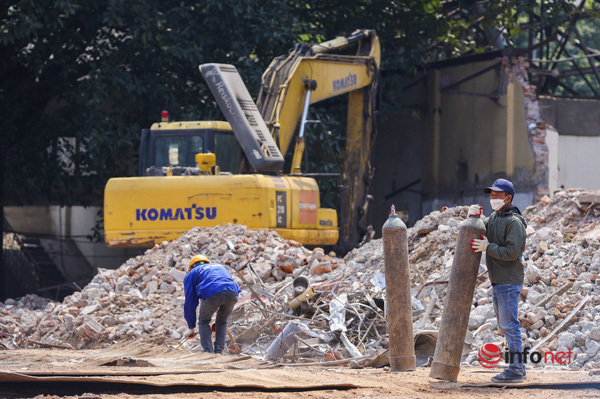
[198,290,238,353]
[492,283,525,374]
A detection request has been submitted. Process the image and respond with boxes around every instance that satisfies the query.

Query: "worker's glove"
[468,204,483,217]
[470,235,489,253]
[184,328,196,339]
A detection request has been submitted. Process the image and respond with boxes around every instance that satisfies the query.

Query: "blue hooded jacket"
[183,262,241,328]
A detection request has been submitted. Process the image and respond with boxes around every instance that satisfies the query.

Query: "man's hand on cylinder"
[470,235,489,253]
[468,204,483,217]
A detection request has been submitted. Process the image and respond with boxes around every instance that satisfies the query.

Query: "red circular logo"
[478,343,502,368]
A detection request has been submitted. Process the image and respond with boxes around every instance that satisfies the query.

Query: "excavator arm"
[257,30,381,253]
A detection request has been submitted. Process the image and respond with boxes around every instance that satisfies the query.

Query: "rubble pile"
[0,189,599,371]
[344,206,466,292]
[0,295,54,349]
[344,189,600,370]
[513,189,600,370]
[0,224,348,352]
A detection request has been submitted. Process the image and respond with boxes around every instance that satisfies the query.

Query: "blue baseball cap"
[484,178,514,197]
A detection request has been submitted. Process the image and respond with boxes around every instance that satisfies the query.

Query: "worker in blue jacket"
[183,255,241,353]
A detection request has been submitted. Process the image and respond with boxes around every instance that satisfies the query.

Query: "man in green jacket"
[469,178,527,383]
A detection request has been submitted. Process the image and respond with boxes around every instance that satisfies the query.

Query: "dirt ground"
[1,346,599,399]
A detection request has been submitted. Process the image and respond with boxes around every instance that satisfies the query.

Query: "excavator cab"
[138,118,243,176]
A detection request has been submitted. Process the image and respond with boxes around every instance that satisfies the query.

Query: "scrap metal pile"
[1,189,599,371]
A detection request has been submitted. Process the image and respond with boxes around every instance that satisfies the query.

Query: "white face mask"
[490,198,507,211]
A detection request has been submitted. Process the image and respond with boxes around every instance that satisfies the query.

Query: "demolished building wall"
[420,56,547,214]
[369,54,558,234]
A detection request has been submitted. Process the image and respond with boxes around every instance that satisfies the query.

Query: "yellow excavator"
[104,29,380,252]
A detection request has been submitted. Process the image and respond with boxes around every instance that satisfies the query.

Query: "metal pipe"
[265,320,303,361]
[429,215,486,382]
[286,286,316,310]
[345,31,368,44]
[298,80,316,139]
[382,205,416,371]
[290,79,317,174]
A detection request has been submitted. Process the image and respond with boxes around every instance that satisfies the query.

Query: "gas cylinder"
[429,214,486,382]
[382,205,416,371]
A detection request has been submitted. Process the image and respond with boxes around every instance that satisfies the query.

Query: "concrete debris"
[344,189,600,371]
[0,189,599,372]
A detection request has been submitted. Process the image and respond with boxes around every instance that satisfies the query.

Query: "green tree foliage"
[1,0,304,205]
[1,0,596,208]
[502,0,600,96]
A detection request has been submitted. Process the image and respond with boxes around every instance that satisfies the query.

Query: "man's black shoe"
[503,367,526,379]
[491,369,523,383]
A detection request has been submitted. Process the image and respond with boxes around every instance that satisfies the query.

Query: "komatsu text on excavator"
[104,29,380,253]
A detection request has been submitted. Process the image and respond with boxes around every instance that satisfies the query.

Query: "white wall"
[4,206,140,270]
[557,135,600,191]
[546,126,559,193]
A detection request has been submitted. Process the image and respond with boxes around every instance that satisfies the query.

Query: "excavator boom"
[258,30,380,158]
[257,29,380,252]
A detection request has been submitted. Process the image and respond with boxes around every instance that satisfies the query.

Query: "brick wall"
[503,57,549,202]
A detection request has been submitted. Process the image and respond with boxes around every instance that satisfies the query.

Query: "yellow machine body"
[103,30,379,251]
[104,174,338,247]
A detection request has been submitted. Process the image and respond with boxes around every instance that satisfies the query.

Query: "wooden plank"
[531,281,573,309]
[0,370,366,389]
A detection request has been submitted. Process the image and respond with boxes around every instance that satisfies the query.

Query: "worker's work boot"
[214,323,227,354]
[198,323,214,353]
[491,369,523,383]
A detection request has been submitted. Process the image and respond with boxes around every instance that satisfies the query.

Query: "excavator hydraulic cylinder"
[382,206,416,371]
[429,215,485,382]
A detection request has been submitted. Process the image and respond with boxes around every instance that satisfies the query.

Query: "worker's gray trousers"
[198,290,239,353]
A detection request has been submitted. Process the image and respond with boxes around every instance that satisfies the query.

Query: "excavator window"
[154,135,204,167]
[214,132,243,173]
[139,128,244,175]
